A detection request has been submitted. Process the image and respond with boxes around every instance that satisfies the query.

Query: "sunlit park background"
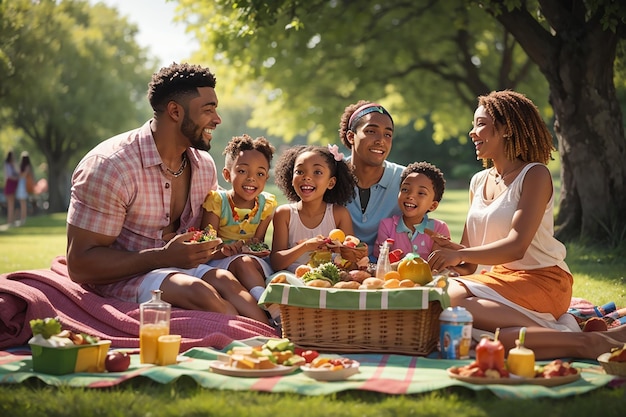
[1,2,626,415]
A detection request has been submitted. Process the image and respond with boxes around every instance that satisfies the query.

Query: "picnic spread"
[1,256,625,399]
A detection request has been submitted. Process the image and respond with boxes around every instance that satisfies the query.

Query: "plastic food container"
[439,306,473,359]
[30,340,111,375]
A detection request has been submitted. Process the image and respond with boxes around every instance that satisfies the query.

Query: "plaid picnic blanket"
[0,338,618,400]
[568,298,626,330]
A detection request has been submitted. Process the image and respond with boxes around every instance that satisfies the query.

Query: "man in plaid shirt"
[66,63,269,325]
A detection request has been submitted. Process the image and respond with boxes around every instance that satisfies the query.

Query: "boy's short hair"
[400,161,446,202]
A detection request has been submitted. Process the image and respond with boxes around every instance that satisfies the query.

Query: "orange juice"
[157,334,181,366]
[140,322,169,364]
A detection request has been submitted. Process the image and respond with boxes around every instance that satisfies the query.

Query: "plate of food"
[446,369,580,387]
[241,242,271,257]
[209,361,298,378]
[300,358,360,381]
[447,359,581,387]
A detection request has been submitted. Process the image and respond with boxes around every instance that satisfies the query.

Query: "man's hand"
[163,232,222,269]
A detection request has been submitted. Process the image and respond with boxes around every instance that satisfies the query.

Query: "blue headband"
[348,104,394,131]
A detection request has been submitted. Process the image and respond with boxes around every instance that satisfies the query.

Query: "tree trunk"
[551,83,626,242]
[493,2,626,244]
[46,156,70,213]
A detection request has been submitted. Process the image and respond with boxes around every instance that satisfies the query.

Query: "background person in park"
[339,101,405,260]
[3,151,19,226]
[15,151,35,226]
[427,90,626,359]
[65,62,269,325]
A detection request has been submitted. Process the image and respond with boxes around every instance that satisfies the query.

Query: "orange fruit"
[328,228,346,243]
[383,270,402,281]
[295,264,312,277]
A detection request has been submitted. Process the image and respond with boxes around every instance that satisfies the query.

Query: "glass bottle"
[375,239,393,279]
[139,290,171,364]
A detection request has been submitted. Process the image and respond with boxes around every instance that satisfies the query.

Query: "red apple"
[105,351,131,372]
[388,249,403,263]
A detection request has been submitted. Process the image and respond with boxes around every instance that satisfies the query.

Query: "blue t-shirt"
[346,160,405,260]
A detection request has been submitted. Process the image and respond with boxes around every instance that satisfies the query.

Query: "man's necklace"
[161,153,188,178]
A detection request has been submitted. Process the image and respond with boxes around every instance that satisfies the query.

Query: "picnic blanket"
[568,298,626,330]
[0,337,619,400]
[0,256,278,351]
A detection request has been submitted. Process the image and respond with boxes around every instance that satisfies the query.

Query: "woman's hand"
[427,248,464,274]
[425,228,465,250]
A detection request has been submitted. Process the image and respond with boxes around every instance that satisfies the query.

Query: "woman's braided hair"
[478,90,555,167]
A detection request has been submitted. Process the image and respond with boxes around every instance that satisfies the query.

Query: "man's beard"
[181,114,210,152]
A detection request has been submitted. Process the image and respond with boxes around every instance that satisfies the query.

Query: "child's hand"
[302,235,328,251]
[220,240,244,257]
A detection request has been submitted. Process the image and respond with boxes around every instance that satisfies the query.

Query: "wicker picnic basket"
[597,352,626,377]
[261,284,446,356]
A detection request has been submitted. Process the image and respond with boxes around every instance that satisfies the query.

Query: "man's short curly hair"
[147,62,217,113]
[400,161,446,202]
[223,134,275,170]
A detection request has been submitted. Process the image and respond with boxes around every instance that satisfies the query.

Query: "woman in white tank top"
[427,91,626,360]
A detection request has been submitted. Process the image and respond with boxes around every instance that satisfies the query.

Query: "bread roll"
[306,279,332,288]
[399,279,415,288]
[348,269,371,283]
[359,277,384,290]
[333,281,361,290]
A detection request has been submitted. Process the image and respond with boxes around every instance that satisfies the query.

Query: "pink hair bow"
[328,144,344,162]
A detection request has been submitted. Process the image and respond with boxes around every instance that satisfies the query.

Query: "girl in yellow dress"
[201,135,277,317]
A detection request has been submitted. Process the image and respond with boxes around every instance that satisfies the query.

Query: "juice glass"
[140,322,169,364]
[157,334,182,366]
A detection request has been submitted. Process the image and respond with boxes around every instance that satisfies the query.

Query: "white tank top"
[287,203,336,272]
[466,163,570,273]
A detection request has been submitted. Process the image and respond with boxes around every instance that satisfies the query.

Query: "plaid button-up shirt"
[67,120,218,300]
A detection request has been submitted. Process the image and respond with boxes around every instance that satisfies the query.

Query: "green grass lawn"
[1,189,625,416]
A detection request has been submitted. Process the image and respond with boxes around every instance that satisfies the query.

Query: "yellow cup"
[157,334,182,366]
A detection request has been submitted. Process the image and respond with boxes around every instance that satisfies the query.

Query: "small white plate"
[209,361,298,378]
[241,249,271,258]
[300,361,360,381]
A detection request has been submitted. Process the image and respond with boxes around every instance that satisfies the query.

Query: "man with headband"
[339,101,405,260]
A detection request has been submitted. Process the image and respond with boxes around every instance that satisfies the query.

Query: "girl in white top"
[270,145,356,273]
[428,90,626,359]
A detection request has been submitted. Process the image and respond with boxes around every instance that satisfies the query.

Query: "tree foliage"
[178,0,626,244]
[178,0,547,144]
[0,0,155,211]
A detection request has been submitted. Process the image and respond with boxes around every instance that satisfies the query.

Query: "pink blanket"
[0,257,278,350]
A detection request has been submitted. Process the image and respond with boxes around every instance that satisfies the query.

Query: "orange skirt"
[460,265,573,320]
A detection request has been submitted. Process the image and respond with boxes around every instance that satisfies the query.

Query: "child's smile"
[398,173,438,227]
